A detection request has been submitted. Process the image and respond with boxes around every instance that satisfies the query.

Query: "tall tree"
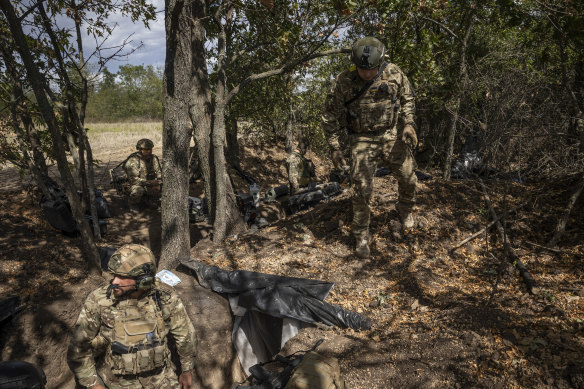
[160,0,193,267]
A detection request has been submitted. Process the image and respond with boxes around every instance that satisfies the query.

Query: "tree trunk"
[443,8,474,180]
[211,5,232,241]
[1,45,51,197]
[190,0,214,223]
[73,4,101,239]
[0,0,101,273]
[160,0,193,267]
[226,119,240,169]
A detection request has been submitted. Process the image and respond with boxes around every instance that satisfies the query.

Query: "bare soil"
[1,140,583,389]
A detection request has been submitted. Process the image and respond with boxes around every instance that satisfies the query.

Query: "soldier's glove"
[402,124,418,149]
[331,150,346,171]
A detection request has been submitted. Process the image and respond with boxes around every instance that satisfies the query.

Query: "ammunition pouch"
[109,300,167,375]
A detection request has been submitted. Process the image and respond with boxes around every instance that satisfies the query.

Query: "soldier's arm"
[126,157,147,186]
[398,69,416,126]
[164,290,197,373]
[154,155,162,181]
[67,291,102,388]
[321,74,347,151]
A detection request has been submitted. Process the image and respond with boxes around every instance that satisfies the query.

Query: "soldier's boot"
[396,202,415,229]
[354,233,370,259]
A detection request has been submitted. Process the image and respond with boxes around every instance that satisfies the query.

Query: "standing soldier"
[322,37,418,259]
[67,244,197,389]
[286,136,316,194]
[125,139,162,211]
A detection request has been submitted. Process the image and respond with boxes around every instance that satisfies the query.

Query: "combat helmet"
[136,138,154,150]
[351,37,386,69]
[108,244,157,290]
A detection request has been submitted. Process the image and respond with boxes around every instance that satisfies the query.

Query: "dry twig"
[479,179,538,293]
[451,201,528,251]
[547,173,584,247]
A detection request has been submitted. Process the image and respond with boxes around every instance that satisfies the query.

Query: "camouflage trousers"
[97,363,180,389]
[350,132,417,240]
[129,184,160,206]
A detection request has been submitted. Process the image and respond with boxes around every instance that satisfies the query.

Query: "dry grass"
[86,122,162,160]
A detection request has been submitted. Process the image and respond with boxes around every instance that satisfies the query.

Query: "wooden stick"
[451,201,527,251]
[524,241,584,257]
[547,173,584,247]
[479,179,538,293]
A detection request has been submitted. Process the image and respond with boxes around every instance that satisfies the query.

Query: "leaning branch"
[479,180,538,293]
[225,48,350,105]
[547,172,584,247]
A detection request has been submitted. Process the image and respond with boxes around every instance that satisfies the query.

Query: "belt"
[115,365,165,379]
[347,128,388,137]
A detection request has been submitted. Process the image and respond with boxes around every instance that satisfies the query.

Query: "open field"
[86,121,163,160]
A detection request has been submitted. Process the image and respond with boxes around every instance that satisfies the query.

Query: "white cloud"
[75,0,166,72]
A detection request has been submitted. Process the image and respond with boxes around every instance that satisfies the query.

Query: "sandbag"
[284,352,347,389]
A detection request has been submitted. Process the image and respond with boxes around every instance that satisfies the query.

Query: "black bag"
[78,189,112,218]
[40,197,77,234]
[40,183,108,236]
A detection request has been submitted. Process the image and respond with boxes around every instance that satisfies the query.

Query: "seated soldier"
[125,138,162,210]
[286,136,316,195]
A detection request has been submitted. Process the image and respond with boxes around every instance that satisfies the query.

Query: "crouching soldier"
[126,139,162,211]
[286,136,316,195]
[67,244,197,389]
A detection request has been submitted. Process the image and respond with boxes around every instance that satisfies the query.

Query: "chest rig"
[105,293,167,375]
[345,64,401,135]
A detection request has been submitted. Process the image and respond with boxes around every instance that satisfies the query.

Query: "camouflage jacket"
[286,151,315,194]
[67,281,196,388]
[322,63,416,150]
[125,153,162,187]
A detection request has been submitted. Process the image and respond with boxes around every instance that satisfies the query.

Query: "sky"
[77,0,166,73]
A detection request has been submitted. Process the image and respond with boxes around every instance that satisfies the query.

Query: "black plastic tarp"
[180,258,372,373]
[181,259,370,331]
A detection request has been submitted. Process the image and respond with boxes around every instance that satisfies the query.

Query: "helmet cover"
[136,138,154,150]
[108,244,156,278]
[351,37,386,69]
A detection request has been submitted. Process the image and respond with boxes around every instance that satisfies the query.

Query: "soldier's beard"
[111,283,137,298]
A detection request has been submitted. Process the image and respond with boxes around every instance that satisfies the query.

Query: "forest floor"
[0,136,583,388]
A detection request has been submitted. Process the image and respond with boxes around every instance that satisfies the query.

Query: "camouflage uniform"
[67,280,196,388]
[125,154,162,206]
[322,63,417,241]
[286,151,315,194]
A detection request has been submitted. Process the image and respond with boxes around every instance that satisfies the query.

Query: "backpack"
[237,340,347,389]
[284,351,347,389]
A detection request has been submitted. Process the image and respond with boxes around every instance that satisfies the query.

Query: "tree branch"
[225,48,349,105]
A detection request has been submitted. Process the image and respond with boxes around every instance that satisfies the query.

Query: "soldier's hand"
[179,371,193,388]
[331,150,346,170]
[402,124,418,149]
[90,385,106,389]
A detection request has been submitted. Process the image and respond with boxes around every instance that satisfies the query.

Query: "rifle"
[287,182,342,214]
[232,163,256,186]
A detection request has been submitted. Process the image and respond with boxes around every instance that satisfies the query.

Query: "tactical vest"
[125,154,161,181]
[345,68,400,134]
[105,295,167,375]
